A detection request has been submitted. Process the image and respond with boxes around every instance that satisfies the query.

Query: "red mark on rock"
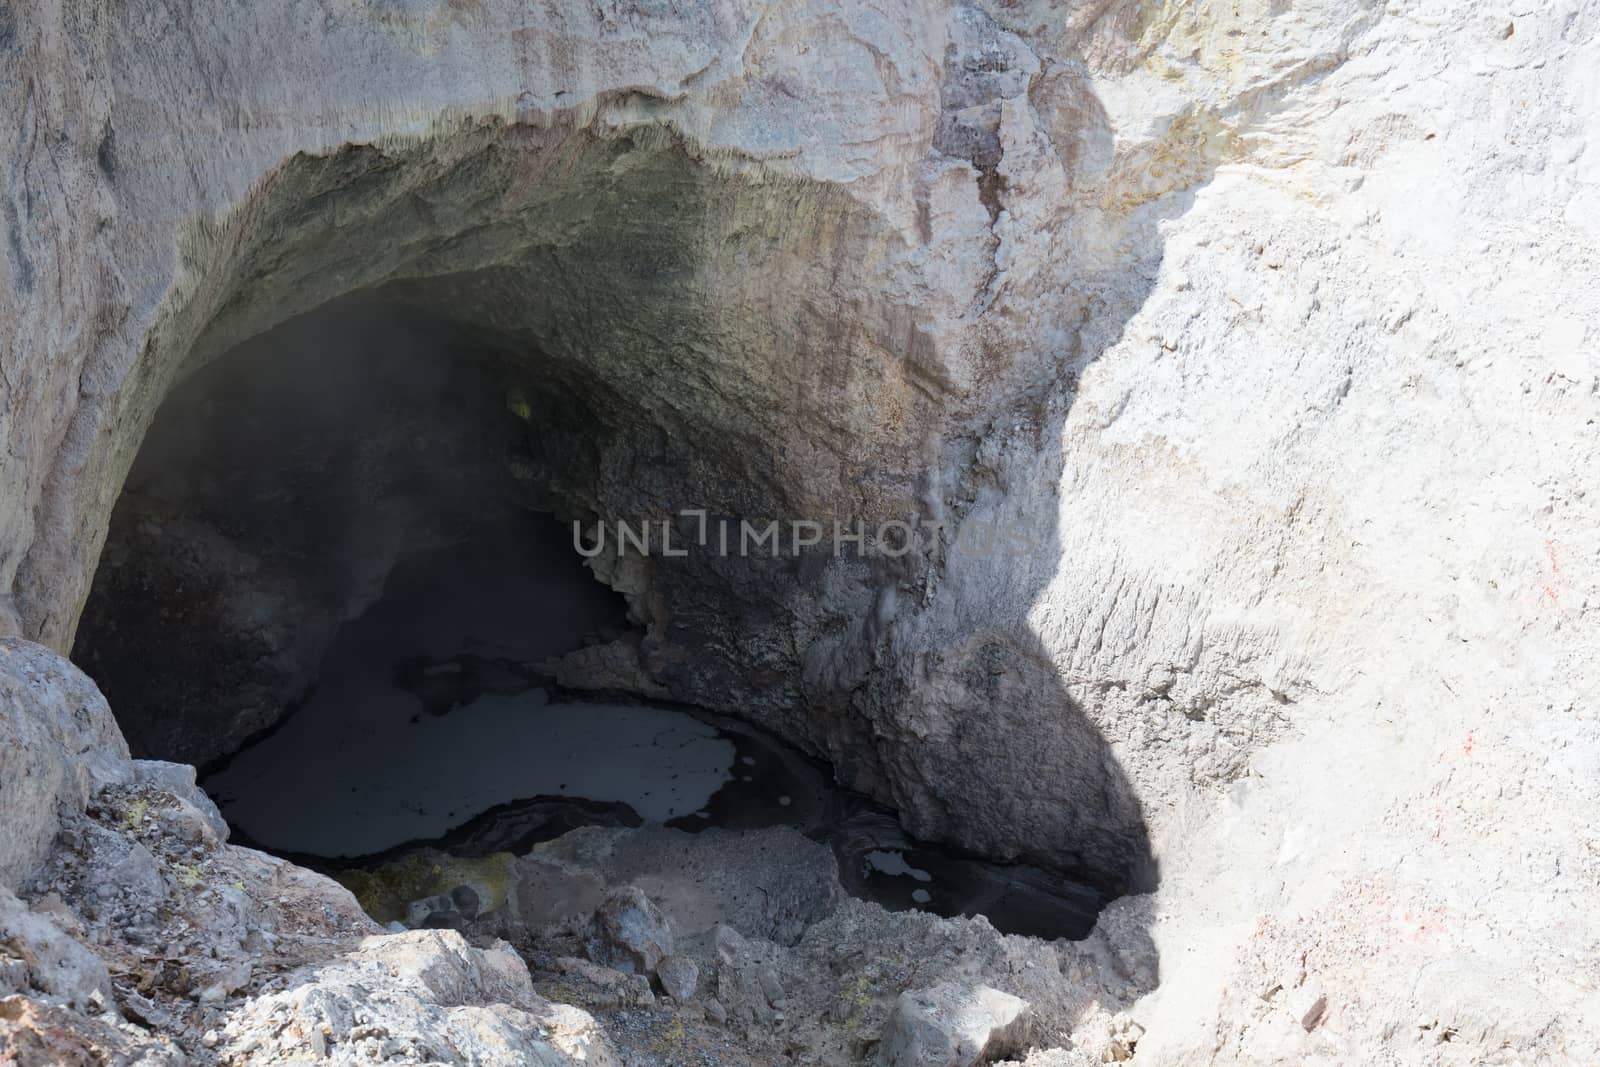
[1541,539,1564,609]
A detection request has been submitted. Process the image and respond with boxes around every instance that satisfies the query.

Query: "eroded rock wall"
[11,0,1163,887]
[4,0,1600,1062]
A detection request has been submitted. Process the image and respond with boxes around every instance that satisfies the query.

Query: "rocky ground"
[1,640,1150,1066]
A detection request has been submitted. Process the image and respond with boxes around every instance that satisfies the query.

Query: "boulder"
[585,887,674,976]
[0,641,128,889]
[656,955,699,1001]
[878,983,1032,1067]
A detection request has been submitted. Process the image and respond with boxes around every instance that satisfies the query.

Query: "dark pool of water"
[202,512,1105,941]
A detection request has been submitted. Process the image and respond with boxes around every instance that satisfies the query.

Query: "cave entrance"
[72,291,771,858]
[69,290,1110,940]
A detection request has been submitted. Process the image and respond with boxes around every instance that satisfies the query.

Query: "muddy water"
[202,513,1104,940]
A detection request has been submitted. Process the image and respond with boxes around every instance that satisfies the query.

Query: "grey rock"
[585,886,673,976]
[0,996,182,1065]
[714,924,751,966]
[307,1027,329,1057]
[0,886,117,1014]
[878,983,1032,1067]
[223,931,615,1065]
[407,893,462,928]
[0,641,128,889]
[535,825,840,947]
[550,957,656,1010]
[656,955,699,1001]
[758,966,785,1007]
[75,824,166,911]
[131,760,231,844]
[192,960,252,1003]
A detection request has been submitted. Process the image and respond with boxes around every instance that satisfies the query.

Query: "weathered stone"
[0,642,127,889]
[128,762,229,845]
[0,888,115,1015]
[878,984,1032,1067]
[0,997,184,1066]
[585,887,674,976]
[223,931,615,1065]
[535,825,840,947]
[548,957,656,1011]
[656,956,699,1001]
[758,966,786,1007]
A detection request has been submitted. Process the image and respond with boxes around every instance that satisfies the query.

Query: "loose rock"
[656,955,699,1001]
[878,983,1032,1067]
[585,887,674,976]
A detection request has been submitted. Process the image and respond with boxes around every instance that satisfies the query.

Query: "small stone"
[449,883,483,919]
[1288,979,1328,1032]
[704,997,728,1026]
[656,956,699,1001]
[1105,1013,1143,1061]
[200,1031,220,1048]
[159,797,226,847]
[1,959,31,1004]
[714,924,749,965]
[758,966,785,1006]
[405,893,459,928]
[307,1027,328,1057]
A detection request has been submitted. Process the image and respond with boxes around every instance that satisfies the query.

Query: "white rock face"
[2,0,1598,1064]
